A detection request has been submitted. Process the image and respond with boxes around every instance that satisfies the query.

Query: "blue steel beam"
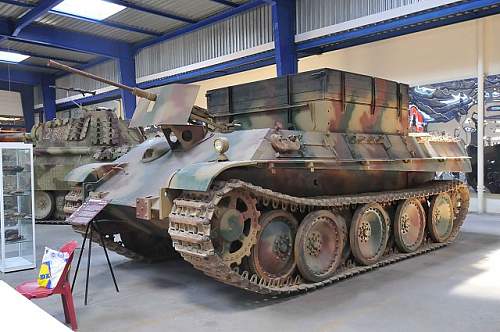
[0,67,41,84]
[118,57,137,119]
[41,75,56,120]
[297,0,500,53]
[0,17,133,58]
[19,83,34,129]
[271,0,297,76]
[134,0,266,51]
[12,0,64,36]
[105,0,197,24]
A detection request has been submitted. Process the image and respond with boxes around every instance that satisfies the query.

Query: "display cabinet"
[0,143,35,272]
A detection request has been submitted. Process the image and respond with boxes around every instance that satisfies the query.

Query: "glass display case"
[0,143,35,272]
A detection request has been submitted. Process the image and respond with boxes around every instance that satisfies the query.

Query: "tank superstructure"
[57,61,471,294]
[31,107,144,220]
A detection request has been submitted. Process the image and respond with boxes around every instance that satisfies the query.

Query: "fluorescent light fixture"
[53,0,125,20]
[0,51,30,63]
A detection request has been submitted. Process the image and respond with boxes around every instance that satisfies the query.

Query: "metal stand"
[71,220,119,305]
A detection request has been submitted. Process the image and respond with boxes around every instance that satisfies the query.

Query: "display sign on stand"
[67,198,119,305]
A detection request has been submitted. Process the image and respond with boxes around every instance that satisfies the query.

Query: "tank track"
[168,180,469,295]
[35,219,70,225]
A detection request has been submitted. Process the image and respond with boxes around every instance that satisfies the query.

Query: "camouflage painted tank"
[30,107,143,220]
[57,61,471,294]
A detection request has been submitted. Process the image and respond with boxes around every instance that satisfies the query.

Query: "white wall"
[298,15,499,85]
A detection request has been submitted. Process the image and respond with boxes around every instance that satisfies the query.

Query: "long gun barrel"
[0,132,27,142]
[47,60,228,131]
[47,60,157,101]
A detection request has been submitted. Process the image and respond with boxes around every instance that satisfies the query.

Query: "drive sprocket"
[212,189,260,266]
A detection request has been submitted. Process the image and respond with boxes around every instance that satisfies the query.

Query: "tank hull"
[64,67,471,294]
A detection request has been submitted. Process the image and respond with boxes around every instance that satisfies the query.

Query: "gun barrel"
[47,60,157,101]
[0,132,26,142]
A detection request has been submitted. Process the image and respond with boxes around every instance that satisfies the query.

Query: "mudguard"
[65,162,127,184]
[168,161,258,192]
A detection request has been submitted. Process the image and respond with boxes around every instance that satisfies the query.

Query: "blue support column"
[19,85,34,130]
[118,57,137,119]
[271,0,297,76]
[41,75,56,121]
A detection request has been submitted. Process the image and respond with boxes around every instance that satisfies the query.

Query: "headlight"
[214,137,229,154]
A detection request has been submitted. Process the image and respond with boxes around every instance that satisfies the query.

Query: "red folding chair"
[16,240,79,331]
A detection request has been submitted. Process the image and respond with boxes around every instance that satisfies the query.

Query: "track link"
[36,219,71,225]
[168,180,469,295]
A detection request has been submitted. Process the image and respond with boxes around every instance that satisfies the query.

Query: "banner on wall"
[409,74,500,194]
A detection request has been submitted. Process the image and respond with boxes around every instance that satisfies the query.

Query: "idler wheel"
[428,192,454,243]
[350,203,390,266]
[248,210,298,282]
[294,210,346,282]
[394,198,426,253]
[35,190,55,220]
[213,190,260,266]
[449,186,470,242]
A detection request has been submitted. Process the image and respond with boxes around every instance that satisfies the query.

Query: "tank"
[54,61,471,294]
[463,111,500,193]
[30,107,144,220]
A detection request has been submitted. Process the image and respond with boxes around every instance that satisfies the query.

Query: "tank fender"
[168,161,258,192]
[65,162,127,184]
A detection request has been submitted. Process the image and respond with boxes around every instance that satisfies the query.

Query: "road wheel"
[350,203,390,265]
[295,210,346,282]
[394,198,426,253]
[248,210,298,282]
[35,191,55,220]
[428,193,454,243]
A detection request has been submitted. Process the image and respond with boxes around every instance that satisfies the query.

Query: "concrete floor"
[2,214,500,332]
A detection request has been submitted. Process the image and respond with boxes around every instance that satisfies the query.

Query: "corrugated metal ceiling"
[0,62,54,73]
[0,39,98,63]
[36,13,151,43]
[106,8,185,35]
[1,0,254,67]
[124,0,227,21]
[0,3,29,18]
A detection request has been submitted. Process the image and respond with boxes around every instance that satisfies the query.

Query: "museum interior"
[0,0,499,331]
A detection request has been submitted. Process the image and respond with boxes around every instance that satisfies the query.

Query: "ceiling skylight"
[53,0,125,20]
[0,51,30,63]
